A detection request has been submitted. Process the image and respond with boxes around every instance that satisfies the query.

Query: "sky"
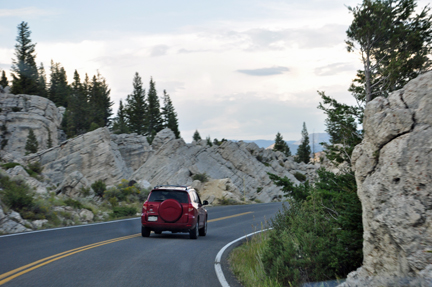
[0,0,429,142]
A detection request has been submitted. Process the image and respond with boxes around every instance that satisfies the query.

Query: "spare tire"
[159,199,183,223]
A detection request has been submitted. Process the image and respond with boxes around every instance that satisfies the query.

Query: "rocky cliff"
[343,71,432,286]
[0,92,64,160]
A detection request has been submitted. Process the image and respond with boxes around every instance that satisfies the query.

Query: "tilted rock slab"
[132,128,300,202]
[26,127,131,188]
[0,93,63,159]
[344,72,432,286]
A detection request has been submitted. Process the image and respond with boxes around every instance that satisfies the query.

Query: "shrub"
[28,161,43,174]
[64,198,84,209]
[0,176,34,212]
[79,186,91,196]
[293,172,307,182]
[12,107,21,112]
[91,180,106,197]
[111,206,137,218]
[192,173,208,183]
[264,169,363,286]
[1,162,21,170]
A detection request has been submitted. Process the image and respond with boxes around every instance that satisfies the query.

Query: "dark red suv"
[141,185,208,239]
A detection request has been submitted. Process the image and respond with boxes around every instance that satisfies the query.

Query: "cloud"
[237,66,289,76]
[150,45,169,57]
[0,7,55,17]
[315,62,356,76]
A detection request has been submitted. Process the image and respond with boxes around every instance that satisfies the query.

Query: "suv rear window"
[148,190,189,203]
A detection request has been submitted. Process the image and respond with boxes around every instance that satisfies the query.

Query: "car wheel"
[199,218,207,236]
[141,226,151,237]
[189,222,199,239]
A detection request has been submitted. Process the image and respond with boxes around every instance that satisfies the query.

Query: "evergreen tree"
[0,70,8,88]
[46,127,53,148]
[125,72,147,135]
[37,63,48,98]
[112,100,130,134]
[273,132,291,157]
[48,61,69,107]
[88,72,113,128]
[162,90,180,138]
[296,122,311,164]
[346,0,432,102]
[11,22,39,95]
[193,130,202,142]
[146,78,163,136]
[25,129,38,155]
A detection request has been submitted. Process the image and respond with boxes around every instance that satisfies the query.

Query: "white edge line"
[214,228,273,287]
[0,217,140,238]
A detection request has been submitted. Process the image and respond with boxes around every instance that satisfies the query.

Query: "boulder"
[342,71,432,286]
[26,128,131,186]
[0,93,63,158]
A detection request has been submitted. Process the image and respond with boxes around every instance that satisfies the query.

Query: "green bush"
[103,179,148,203]
[91,180,106,197]
[264,169,363,286]
[0,176,34,212]
[64,198,84,209]
[27,161,43,174]
[1,162,21,170]
[293,172,306,182]
[111,206,137,218]
[192,173,208,183]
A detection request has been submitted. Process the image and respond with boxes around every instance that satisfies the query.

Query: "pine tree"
[125,72,147,135]
[37,63,48,98]
[46,127,53,148]
[88,72,113,128]
[25,129,38,155]
[11,22,39,95]
[146,78,163,136]
[273,132,291,157]
[162,90,180,138]
[112,100,129,134]
[346,0,432,102]
[193,130,202,142]
[61,70,88,137]
[48,61,69,107]
[0,70,8,88]
[295,122,311,164]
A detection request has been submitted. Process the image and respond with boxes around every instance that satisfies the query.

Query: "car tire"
[199,218,207,236]
[189,222,199,239]
[141,226,151,237]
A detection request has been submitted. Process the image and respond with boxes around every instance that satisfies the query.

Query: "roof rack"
[153,185,192,190]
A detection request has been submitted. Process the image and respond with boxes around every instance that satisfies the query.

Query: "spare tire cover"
[159,199,183,223]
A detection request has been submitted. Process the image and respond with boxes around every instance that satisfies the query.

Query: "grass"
[229,229,282,287]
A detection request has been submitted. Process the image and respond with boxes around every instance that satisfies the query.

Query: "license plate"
[148,216,158,222]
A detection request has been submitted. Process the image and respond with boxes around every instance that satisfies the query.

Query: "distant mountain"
[241,133,330,154]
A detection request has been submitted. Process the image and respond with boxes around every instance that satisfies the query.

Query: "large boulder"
[25,128,131,187]
[344,72,432,286]
[0,93,63,159]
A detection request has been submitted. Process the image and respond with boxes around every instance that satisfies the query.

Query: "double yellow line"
[0,234,140,285]
[0,211,253,285]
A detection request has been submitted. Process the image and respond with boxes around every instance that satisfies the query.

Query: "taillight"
[143,202,148,212]
[188,203,194,212]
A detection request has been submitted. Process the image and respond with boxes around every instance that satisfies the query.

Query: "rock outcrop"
[0,93,64,159]
[344,71,432,286]
[26,127,131,188]
[131,128,310,202]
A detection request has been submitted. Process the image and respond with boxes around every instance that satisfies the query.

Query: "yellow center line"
[0,211,254,285]
[0,234,140,285]
[208,211,253,222]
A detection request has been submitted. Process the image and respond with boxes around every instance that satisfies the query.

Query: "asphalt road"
[0,202,283,287]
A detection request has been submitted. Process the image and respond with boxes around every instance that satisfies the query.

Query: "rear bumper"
[141,213,197,232]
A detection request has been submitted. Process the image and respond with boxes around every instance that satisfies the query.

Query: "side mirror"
[203,200,209,206]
